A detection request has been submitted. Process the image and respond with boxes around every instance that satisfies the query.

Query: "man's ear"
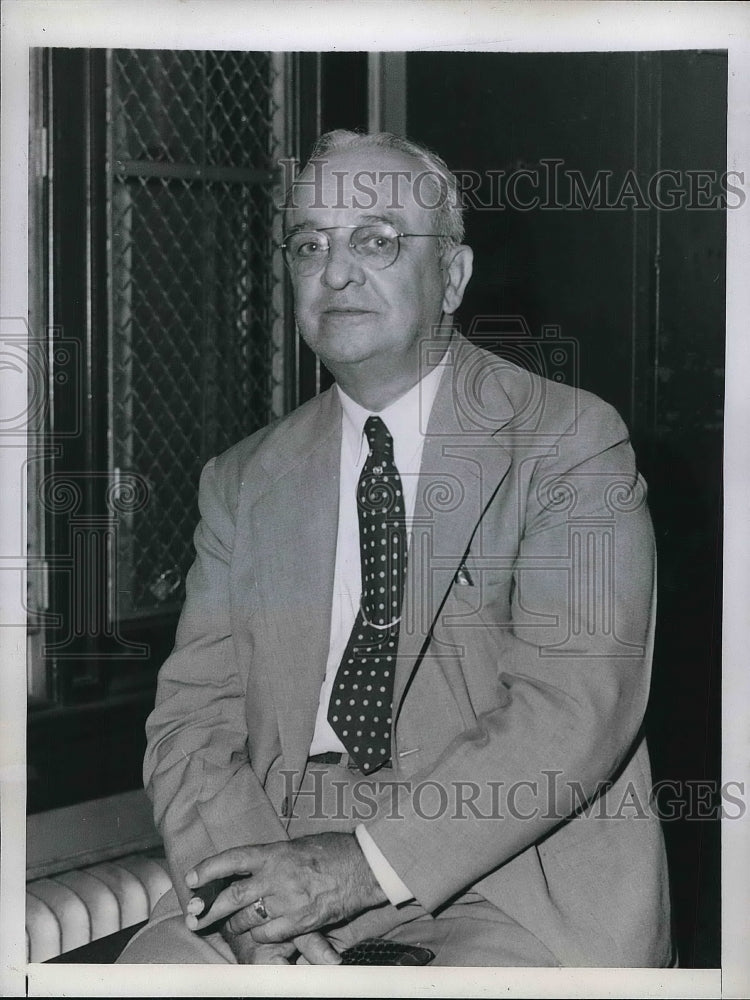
[441,245,474,315]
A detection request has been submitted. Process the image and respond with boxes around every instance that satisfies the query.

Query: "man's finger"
[224,899,275,936]
[185,844,267,888]
[249,914,302,945]
[248,940,296,965]
[295,932,341,966]
[187,875,235,916]
[187,876,270,930]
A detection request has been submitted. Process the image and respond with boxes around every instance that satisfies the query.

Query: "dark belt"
[308,751,392,770]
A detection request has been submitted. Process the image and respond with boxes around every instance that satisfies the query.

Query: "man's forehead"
[288,147,437,218]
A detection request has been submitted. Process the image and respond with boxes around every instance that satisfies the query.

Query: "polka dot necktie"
[328,415,407,773]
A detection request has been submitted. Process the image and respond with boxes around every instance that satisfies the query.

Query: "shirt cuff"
[355,824,415,906]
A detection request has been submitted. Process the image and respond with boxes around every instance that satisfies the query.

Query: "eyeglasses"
[280,223,449,276]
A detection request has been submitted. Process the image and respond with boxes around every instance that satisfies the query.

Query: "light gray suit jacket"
[144,335,672,966]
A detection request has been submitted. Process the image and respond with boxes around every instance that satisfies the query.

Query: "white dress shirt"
[308,358,446,905]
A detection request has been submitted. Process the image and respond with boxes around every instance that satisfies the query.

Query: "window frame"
[26,48,340,812]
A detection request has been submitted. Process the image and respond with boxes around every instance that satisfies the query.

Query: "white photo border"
[2,2,748,997]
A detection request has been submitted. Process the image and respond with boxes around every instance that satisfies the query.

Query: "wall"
[407,49,725,967]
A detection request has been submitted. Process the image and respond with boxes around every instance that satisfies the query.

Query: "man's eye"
[295,239,326,258]
[358,233,396,253]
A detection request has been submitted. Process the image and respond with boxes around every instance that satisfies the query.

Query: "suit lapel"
[242,339,519,777]
[392,339,515,717]
[248,391,342,787]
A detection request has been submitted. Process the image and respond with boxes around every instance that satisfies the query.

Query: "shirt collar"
[336,352,447,469]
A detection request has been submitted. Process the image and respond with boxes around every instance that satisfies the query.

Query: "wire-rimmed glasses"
[280,222,448,276]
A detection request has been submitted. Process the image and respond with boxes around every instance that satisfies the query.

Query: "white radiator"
[26,852,172,962]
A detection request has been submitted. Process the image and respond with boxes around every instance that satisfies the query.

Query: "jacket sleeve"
[362,398,657,912]
[143,456,288,912]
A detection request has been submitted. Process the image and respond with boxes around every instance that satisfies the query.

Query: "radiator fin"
[26,852,171,962]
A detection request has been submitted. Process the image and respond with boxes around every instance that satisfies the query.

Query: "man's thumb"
[296,932,342,965]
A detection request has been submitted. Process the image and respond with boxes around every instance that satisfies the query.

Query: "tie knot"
[364,415,393,464]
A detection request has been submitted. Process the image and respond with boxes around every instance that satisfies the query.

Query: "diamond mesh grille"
[108,49,285,619]
[113,50,277,168]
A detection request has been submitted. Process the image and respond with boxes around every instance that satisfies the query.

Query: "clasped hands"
[184,832,387,965]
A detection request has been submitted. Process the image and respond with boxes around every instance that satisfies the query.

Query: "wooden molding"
[26,789,161,881]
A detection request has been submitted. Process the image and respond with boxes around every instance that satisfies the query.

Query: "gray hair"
[291,129,465,253]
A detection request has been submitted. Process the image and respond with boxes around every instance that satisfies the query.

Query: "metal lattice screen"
[108,49,287,620]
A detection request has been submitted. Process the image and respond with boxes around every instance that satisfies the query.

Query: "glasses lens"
[282,224,401,274]
[350,224,399,268]
[283,231,330,275]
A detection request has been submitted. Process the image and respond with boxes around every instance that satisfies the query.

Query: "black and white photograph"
[1,2,748,997]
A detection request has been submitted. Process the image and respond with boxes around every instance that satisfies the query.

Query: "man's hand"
[220,926,340,965]
[185,832,387,944]
[219,925,296,964]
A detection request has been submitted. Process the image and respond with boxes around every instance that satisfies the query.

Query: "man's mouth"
[322,307,373,314]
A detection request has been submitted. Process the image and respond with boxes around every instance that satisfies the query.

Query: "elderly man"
[120,130,672,966]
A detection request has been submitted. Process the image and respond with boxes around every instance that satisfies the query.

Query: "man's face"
[285,147,468,376]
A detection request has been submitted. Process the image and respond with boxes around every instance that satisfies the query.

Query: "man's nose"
[320,238,366,289]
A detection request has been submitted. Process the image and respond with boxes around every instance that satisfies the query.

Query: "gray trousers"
[119,760,559,967]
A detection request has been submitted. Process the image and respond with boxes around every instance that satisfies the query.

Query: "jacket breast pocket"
[438,562,513,630]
